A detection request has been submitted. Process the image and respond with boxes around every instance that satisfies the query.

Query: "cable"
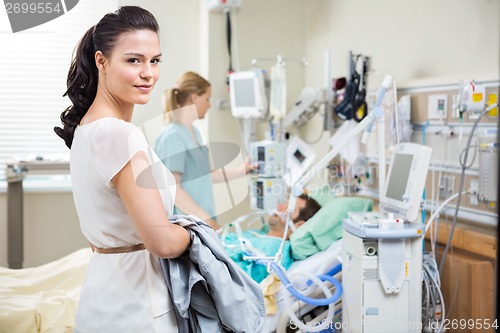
[422,253,446,333]
[300,124,324,145]
[425,190,469,234]
[393,77,400,145]
[230,6,240,72]
[224,8,234,85]
[421,121,430,245]
[438,103,498,275]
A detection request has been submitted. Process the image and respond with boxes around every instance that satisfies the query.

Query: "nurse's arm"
[172,172,221,230]
[210,155,256,183]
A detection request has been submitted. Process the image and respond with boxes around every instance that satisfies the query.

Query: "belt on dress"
[93,243,146,254]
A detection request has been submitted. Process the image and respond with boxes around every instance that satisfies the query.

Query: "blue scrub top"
[155,123,216,219]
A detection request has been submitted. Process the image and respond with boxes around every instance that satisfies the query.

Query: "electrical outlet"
[438,176,447,199]
[428,94,448,120]
[470,179,479,206]
[439,176,456,199]
[447,176,455,197]
[439,176,448,199]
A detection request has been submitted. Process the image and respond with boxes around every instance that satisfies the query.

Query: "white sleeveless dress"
[70,117,178,332]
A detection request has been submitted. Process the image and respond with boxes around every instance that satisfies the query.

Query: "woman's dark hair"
[54,6,159,148]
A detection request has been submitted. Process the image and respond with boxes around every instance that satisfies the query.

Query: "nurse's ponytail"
[163,71,211,124]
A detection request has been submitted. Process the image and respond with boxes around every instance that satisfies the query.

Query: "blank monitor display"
[385,153,413,202]
[233,78,256,107]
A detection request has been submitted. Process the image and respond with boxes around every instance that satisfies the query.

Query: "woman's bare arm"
[113,151,190,258]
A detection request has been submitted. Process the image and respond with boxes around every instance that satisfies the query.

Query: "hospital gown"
[70,118,178,332]
[222,226,294,283]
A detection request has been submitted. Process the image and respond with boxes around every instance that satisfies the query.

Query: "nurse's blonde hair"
[163,71,211,123]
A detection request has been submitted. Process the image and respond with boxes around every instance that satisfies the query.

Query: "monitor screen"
[229,70,268,119]
[385,153,413,201]
[380,143,432,222]
[293,148,306,164]
[233,78,256,107]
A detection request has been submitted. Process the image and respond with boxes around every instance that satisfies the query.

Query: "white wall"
[299,0,499,185]
[303,0,499,88]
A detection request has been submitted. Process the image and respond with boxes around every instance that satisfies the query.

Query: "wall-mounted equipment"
[458,80,486,113]
[206,0,241,12]
[229,69,269,119]
[334,51,371,122]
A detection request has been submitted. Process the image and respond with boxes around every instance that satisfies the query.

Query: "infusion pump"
[249,140,287,213]
[250,177,286,212]
[250,140,286,178]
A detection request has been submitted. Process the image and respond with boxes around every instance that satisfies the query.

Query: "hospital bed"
[227,195,374,332]
[0,243,342,333]
[0,247,92,333]
[0,196,372,333]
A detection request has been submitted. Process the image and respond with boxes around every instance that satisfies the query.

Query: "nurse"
[155,72,254,230]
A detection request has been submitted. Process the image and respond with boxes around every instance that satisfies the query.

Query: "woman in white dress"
[54,6,190,332]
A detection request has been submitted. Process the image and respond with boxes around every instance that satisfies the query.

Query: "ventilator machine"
[342,142,432,333]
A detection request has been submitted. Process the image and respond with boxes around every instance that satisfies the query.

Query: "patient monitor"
[342,142,432,333]
[229,69,268,119]
[285,136,316,186]
[380,143,432,222]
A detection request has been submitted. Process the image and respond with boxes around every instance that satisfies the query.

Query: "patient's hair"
[294,194,322,223]
[54,6,160,149]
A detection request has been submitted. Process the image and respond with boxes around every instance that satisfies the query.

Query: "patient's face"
[270,197,307,227]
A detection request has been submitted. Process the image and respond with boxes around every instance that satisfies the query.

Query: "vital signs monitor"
[229,70,268,119]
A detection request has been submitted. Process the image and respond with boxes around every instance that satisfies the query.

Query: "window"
[0,1,117,183]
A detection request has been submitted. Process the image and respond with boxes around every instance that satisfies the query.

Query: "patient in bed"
[222,194,321,283]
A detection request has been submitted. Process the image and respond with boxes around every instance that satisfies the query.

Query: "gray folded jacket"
[160,215,266,333]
